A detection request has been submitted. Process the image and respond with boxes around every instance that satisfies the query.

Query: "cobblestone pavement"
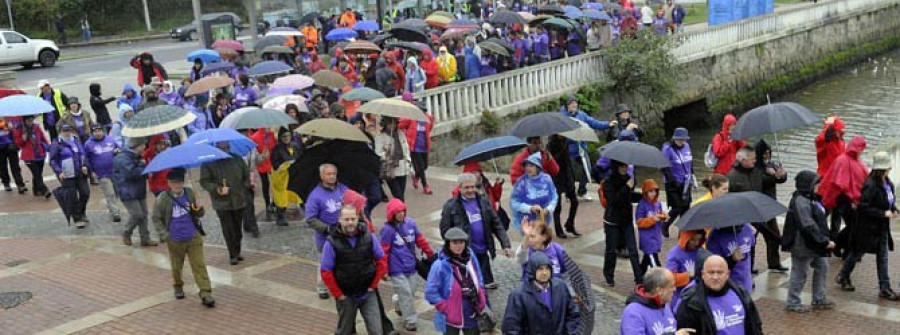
[1,166,899,334]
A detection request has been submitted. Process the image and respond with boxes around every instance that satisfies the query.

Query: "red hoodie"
[818,136,868,210]
[815,117,846,178]
[380,198,435,261]
[711,114,746,175]
[142,134,170,193]
[420,49,440,89]
[509,148,559,185]
[250,129,276,174]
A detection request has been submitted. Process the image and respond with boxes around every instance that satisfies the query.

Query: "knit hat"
[873,151,892,170]
[167,168,186,181]
[672,127,689,140]
[444,227,469,241]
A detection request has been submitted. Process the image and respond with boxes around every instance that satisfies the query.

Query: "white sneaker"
[581,194,594,202]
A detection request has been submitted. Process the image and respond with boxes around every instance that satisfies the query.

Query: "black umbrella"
[599,141,670,169]
[489,11,528,26]
[385,41,429,53]
[675,192,788,231]
[287,140,381,200]
[52,186,77,225]
[454,136,527,166]
[371,32,394,45]
[537,4,565,16]
[299,12,323,26]
[509,112,581,138]
[394,19,428,31]
[390,26,429,43]
[562,252,594,335]
[484,37,514,54]
[731,102,820,140]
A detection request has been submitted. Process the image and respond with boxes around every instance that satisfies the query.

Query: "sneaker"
[880,289,900,301]
[112,215,121,223]
[812,300,835,310]
[484,282,499,289]
[392,294,401,316]
[230,258,239,265]
[785,305,811,313]
[423,185,432,195]
[174,288,186,300]
[318,292,330,300]
[75,221,86,229]
[80,216,90,223]
[201,296,216,308]
[556,232,569,239]
[44,192,52,200]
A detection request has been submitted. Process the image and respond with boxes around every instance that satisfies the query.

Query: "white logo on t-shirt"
[325,198,342,213]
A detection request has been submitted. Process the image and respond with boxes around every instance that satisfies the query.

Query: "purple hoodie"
[84,134,119,178]
[305,183,350,249]
[233,84,259,108]
[49,137,86,178]
[635,198,663,254]
[706,223,755,294]
[662,141,693,184]
[380,218,424,276]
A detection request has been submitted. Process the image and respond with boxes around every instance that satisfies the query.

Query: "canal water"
[680,49,900,203]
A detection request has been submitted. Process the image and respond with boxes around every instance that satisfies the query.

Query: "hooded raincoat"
[712,114,746,176]
[501,253,581,334]
[405,57,426,94]
[815,117,846,177]
[420,49,440,89]
[819,136,868,210]
[510,153,559,232]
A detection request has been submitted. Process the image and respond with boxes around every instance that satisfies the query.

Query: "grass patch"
[59,52,109,61]
[682,3,709,25]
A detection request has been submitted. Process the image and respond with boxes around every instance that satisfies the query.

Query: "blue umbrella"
[0,95,55,117]
[249,60,293,77]
[584,9,612,21]
[325,28,358,41]
[200,62,235,76]
[186,49,221,64]
[143,144,232,174]
[454,136,528,166]
[564,5,584,20]
[186,128,257,156]
[353,20,379,31]
[582,2,603,10]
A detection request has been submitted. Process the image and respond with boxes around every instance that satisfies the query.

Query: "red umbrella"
[211,39,244,51]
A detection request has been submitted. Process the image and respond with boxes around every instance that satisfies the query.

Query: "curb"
[59,34,171,49]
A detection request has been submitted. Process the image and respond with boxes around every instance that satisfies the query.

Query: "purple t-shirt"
[73,114,85,136]
[42,92,57,126]
[620,299,678,335]
[168,192,197,242]
[539,288,552,311]
[706,223,755,294]
[707,289,747,335]
[413,121,427,153]
[635,199,664,254]
[380,218,423,276]
[305,183,350,249]
[885,182,894,207]
[462,197,487,253]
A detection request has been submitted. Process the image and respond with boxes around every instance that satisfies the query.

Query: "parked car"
[171,12,244,41]
[0,30,59,68]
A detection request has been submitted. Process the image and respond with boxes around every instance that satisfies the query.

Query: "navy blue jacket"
[502,253,580,334]
[112,148,147,201]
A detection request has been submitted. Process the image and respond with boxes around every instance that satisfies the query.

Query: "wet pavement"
[1,163,899,334]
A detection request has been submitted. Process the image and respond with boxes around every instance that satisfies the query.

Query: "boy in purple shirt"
[151,169,215,308]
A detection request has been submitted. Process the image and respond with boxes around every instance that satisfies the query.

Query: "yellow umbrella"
[357,98,428,121]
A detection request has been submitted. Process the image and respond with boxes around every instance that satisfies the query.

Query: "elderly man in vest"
[36,79,68,141]
[321,205,387,335]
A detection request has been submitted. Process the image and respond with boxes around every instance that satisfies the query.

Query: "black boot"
[565,221,581,237]
[276,208,288,226]
[554,221,568,239]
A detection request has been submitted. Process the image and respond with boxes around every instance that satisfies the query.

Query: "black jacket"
[439,194,511,258]
[727,163,772,194]
[547,135,575,193]
[675,279,763,335]
[782,171,831,257]
[89,84,116,126]
[602,168,641,225]
[853,177,897,254]
[501,253,580,334]
[605,118,644,143]
[754,140,787,198]
[271,141,302,171]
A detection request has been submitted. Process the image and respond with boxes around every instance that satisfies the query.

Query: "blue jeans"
[82,29,91,42]
[839,233,891,291]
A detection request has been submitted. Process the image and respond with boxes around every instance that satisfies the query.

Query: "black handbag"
[497,205,511,231]
[416,254,437,279]
[476,307,496,332]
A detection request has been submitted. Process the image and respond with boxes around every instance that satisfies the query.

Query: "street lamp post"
[141,0,152,31]
[5,0,13,30]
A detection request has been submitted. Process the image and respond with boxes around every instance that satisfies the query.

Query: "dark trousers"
[216,209,245,258]
[363,180,382,219]
[411,152,429,187]
[640,252,661,274]
[242,191,259,233]
[829,200,855,239]
[839,234,891,291]
[572,156,588,196]
[62,177,90,218]
[45,122,58,142]
[0,146,25,187]
[259,173,271,207]
[603,223,642,284]
[474,251,495,285]
[553,188,578,234]
[663,182,692,233]
[25,161,48,195]
[386,176,407,202]
[750,219,783,270]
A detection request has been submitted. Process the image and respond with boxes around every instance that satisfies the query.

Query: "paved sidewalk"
[0,166,899,334]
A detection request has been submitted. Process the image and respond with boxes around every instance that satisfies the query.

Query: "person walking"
[661,127,694,238]
[0,118,27,194]
[271,129,301,226]
[49,125,91,227]
[306,163,350,299]
[84,125,122,222]
[143,136,171,196]
[375,117,411,201]
[835,151,898,300]
[440,173,512,290]
[510,152,558,234]
[509,136,559,185]
[820,136,868,246]
[200,141,250,265]
[151,168,215,308]
[727,146,782,275]
[602,159,643,286]
[605,104,643,143]
[321,205,387,335]
[621,268,695,335]
[636,179,668,274]
[380,199,435,331]
[675,255,763,334]
[559,95,612,201]
[753,140,789,273]
[113,137,157,246]
[665,229,707,310]
[398,103,435,195]
[782,170,836,313]
[54,14,66,44]
[36,80,69,141]
[547,134,578,238]
[250,128,276,214]
[425,227,490,335]
[56,97,94,151]
[711,114,746,176]
[705,221,755,294]
[89,84,116,131]
[236,129,261,238]
[13,115,50,198]
[502,252,581,334]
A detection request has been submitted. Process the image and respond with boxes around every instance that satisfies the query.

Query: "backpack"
[704,133,721,168]
[598,179,608,208]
